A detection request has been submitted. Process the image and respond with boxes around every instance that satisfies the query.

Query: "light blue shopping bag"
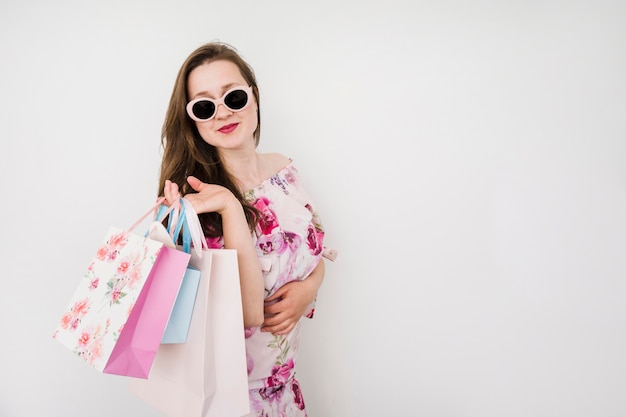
[157,201,202,344]
[161,265,201,344]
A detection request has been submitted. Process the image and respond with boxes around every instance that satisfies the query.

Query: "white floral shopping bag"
[52,198,191,378]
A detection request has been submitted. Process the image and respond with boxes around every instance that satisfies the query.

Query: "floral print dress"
[208,160,335,416]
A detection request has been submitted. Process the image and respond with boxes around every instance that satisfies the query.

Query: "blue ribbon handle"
[158,199,193,254]
[180,214,192,254]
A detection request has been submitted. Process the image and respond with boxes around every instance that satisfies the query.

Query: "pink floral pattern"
[248,376,307,416]
[53,227,163,371]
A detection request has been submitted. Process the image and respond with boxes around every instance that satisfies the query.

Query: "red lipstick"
[218,123,238,134]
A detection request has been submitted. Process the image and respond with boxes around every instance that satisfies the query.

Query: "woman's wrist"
[219,194,245,218]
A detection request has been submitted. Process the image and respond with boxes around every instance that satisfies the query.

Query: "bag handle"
[126,197,182,232]
[127,196,207,257]
[163,200,194,255]
[155,199,185,241]
[153,198,201,256]
[181,198,209,256]
[169,202,185,243]
[178,212,194,254]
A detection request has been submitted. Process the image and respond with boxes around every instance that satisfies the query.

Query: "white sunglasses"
[186,85,253,122]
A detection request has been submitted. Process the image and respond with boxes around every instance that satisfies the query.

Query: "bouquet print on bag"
[53,228,163,371]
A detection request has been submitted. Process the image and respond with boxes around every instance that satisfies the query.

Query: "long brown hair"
[158,42,261,237]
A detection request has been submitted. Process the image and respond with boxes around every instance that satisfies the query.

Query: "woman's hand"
[164,177,265,327]
[262,281,315,335]
[163,179,183,206]
[261,260,325,335]
[164,177,239,215]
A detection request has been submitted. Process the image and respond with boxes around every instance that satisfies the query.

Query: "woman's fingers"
[262,311,296,335]
[185,176,239,215]
[163,180,181,205]
[187,176,206,191]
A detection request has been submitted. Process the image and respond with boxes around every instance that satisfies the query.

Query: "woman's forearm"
[302,258,325,298]
[221,201,265,327]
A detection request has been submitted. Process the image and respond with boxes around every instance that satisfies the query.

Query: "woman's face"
[186,60,258,151]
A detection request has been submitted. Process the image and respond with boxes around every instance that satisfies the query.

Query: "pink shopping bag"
[53,198,191,379]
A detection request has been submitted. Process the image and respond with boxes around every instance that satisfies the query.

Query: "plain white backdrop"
[1,1,625,416]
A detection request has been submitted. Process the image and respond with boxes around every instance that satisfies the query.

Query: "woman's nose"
[214,103,232,119]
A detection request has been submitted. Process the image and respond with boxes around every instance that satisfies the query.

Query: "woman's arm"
[219,194,265,328]
[164,177,265,327]
[262,259,325,335]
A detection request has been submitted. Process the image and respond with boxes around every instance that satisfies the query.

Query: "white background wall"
[1,1,625,416]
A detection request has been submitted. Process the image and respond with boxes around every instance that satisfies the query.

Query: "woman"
[160,42,336,416]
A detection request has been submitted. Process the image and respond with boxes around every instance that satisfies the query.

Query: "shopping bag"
[157,202,202,344]
[52,198,191,379]
[129,198,250,417]
[160,264,201,344]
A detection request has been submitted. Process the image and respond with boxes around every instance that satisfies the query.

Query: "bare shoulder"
[260,152,291,175]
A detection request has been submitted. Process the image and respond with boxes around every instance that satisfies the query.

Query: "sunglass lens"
[224,89,248,110]
[192,100,216,120]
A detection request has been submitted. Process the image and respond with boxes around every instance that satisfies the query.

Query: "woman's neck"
[220,150,264,191]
